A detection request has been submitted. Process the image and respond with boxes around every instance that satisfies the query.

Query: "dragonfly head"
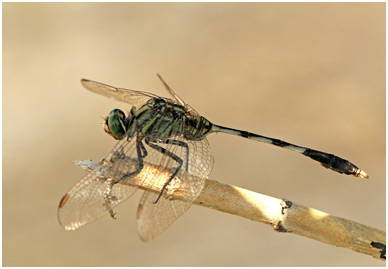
[104,109,131,140]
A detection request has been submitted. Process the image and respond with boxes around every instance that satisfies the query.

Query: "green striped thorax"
[104,97,214,142]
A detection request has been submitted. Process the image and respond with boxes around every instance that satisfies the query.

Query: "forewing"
[81,79,176,108]
[58,138,142,230]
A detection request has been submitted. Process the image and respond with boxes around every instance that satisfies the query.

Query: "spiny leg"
[151,138,189,171]
[139,140,148,158]
[116,139,146,183]
[145,138,184,203]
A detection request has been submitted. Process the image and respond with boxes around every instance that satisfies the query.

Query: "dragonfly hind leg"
[156,138,190,171]
[145,137,187,203]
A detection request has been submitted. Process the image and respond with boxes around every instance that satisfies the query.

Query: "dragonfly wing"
[81,79,174,108]
[136,128,214,241]
[58,166,138,230]
[136,170,205,242]
[58,138,143,230]
[156,74,186,106]
[155,74,201,117]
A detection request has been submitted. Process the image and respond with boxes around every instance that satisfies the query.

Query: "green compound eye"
[106,109,127,140]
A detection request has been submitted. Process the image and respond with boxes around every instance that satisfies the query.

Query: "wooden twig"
[75,157,386,261]
[195,179,386,261]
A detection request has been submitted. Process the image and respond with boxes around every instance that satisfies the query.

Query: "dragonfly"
[58,74,368,241]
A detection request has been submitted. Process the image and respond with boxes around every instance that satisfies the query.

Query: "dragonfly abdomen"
[302,149,368,178]
[211,124,368,178]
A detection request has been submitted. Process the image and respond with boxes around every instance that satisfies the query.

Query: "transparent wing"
[81,79,177,108]
[81,78,202,118]
[155,74,201,117]
[58,104,213,237]
[58,138,141,230]
[156,74,186,106]
[136,127,214,241]
[136,170,205,242]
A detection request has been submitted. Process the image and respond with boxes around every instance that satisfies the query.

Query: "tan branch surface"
[195,179,386,261]
[76,158,386,261]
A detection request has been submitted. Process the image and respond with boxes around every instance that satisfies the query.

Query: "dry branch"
[75,157,386,261]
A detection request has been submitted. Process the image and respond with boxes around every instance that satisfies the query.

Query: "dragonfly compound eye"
[105,109,128,140]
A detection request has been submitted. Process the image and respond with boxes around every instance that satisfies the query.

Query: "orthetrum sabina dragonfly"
[58,75,368,241]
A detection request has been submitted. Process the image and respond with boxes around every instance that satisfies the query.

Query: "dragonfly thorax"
[104,97,214,143]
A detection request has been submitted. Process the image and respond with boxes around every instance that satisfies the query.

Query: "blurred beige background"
[3,2,385,266]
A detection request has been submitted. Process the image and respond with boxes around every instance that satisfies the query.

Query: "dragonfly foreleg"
[102,139,149,219]
[117,139,146,184]
[108,139,146,192]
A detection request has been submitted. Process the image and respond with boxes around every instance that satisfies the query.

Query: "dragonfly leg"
[153,139,189,171]
[116,139,146,184]
[102,139,148,217]
[106,138,147,195]
[139,140,148,158]
[145,138,184,203]
[103,179,118,219]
